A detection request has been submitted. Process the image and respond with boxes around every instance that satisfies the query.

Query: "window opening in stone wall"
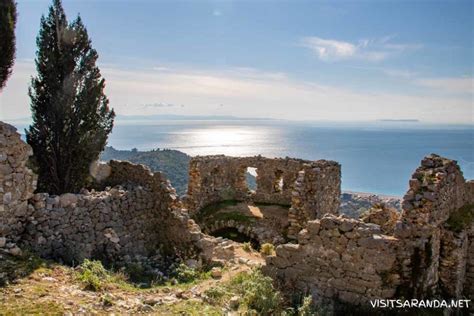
[273,170,284,193]
[246,167,258,192]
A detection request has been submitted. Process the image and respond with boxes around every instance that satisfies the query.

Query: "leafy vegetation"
[260,243,276,256]
[27,0,115,194]
[101,146,191,195]
[446,204,474,232]
[172,263,210,284]
[0,0,17,90]
[101,147,259,196]
[76,259,126,291]
[204,268,282,315]
[242,242,252,252]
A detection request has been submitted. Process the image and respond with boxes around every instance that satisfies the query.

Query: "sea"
[11,119,473,197]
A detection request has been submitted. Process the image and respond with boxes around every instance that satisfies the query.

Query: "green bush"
[76,259,109,291]
[242,242,252,252]
[203,285,228,304]
[230,268,282,315]
[173,263,201,283]
[260,243,275,256]
[297,296,314,316]
[446,204,474,232]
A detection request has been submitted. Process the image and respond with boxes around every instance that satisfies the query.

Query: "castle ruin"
[1,120,473,311]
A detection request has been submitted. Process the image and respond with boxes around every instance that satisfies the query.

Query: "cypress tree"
[0,0,17,90]
[26,0,115,194]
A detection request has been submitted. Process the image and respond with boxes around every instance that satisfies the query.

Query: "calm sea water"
[12,120,473,197]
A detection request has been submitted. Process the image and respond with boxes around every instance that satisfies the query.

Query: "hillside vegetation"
[100,147,191,195]
[100,147,257,196]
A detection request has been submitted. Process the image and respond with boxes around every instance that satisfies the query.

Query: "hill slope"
[100,147,191,195]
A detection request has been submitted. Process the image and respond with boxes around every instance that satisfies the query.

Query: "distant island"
[116,114,278,121]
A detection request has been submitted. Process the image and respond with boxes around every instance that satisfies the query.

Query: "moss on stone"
[195,200,241,221]
[211,211,255,223]
[446,204,474,233]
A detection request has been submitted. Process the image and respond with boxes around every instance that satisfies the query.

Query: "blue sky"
[1,0,472,123]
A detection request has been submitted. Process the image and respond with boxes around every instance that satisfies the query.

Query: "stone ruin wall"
[21,160,206,265]
[186,155,341,237]
[0,121,212,266]
[0,123,36,252]
[264,215,400,305]
[264,154,474,308]
[2,120,473,310]
[395,155,473,301]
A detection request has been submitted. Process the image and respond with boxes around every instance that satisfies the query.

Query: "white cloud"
[301,36,422,62]
[383,69,418,79]
[212,10,221,16]
[415,77,473,94]
[0,60,471,124]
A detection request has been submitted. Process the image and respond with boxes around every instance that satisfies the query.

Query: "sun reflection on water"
[169,125,281,157]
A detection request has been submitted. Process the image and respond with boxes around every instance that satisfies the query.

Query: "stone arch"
[201,219,282,247]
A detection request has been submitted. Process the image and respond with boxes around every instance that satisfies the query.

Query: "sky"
[0,0,473,123]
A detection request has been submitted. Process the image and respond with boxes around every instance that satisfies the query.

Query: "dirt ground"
[0,244,265,315]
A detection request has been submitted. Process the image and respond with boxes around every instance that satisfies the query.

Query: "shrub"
[76,259,108,291]
[446,204,474,232]
[173,263,201,283]
[297,296,313,316]
[230,268,282,315]
[203,286,228,304]
[242,242,252,252]
[260,243,275,256]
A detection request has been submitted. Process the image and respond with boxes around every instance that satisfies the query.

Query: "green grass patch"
[0,301,64,315]
[154,299,222,315]
[75,259,131,291]
[446,204,474,232]
[204,268,282,315]
[0,251,47,286]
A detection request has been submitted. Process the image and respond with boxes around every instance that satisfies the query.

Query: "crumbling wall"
[287,161,341,238]
[465,225,474,305]
[265,154,473,307]
[186,155,340,231]
[0,121,211,265]
[21,161,205,264]
[0,122,36,252]
[264,214,400,305]
[395,154,471,298]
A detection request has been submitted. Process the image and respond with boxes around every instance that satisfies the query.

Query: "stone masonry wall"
[0,121,211,265]
[0,122,36,250]
[287,161,341,238]
[265,154,473,308]
[186,155,341,235]
[395,154,472,299]
[21,161,205,264]
[264,214,400,305]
